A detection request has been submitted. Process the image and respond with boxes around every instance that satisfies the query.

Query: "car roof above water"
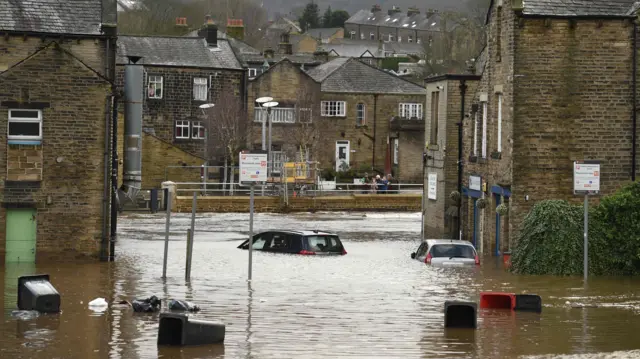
[425,239,475,247]
[257,230,338,237]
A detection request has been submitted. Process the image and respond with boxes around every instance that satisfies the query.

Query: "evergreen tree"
[299,1,320,32]
[330,10,350,28]
[322,6,333,28]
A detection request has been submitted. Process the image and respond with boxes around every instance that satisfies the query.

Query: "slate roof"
[305,28,342,39]
[116,36,242,70]
[307,57,426,94]
[346,9,443,32]
[0,0,109,35]
[520,0,636,17]
[325,39,423,58]
[241,53,322,66]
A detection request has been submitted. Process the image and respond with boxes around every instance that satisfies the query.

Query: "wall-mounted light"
[436,85,444,91]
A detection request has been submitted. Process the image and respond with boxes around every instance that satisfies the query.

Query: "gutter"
[519,14,636,20]
[633,21,637,181]
[372,94,378,169]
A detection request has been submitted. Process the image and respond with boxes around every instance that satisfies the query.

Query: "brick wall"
[7,145,43,181]
[0,43,112,261]
[115,65,244,160]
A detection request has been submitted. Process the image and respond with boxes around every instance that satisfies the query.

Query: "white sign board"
[239,152,268,183]
[428,173,437,200]
[573,161,600,194]
[469,175,482,191]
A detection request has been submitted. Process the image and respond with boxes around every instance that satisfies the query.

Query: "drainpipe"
[633,21,637,181]
[458,80,467,241]
[110,89,119,262]
[101,36,112,261]
[372,94,378,169]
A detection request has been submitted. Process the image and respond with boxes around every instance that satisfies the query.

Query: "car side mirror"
[411,252,416,259]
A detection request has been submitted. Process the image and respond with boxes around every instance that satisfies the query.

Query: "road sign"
[240,152,267,183]
[573,161,600,195]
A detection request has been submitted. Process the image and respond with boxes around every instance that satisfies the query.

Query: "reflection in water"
[0,212,640,358]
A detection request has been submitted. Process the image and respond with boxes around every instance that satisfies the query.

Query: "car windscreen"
[430,244,475,259]
[306,235,343,253]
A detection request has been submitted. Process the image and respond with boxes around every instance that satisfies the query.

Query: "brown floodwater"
[1,212,640,359]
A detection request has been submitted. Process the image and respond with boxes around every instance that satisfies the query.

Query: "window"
[248,68,258,78]
[393,138,399,165]
[254,107,296,123]
[482,101,488,158]
[306,235,344,253]
[408,35,413,43]
[398,36,402,42]
[360,33,365,40]
[429,244,476,259]
[251,235,267,249]
[356,103,366,126]
[399,103,423,119]
[350,31,356,39]
[388,34,394,42]
[193,77,208,101]
[148,75,163,99]
[417,38,422,44]
[8,109,42,141]
[370,32,375,40]
[321,101,346,117]
[271,150,284,173]
[268,233,291,250]
[497,93,503,153]
[175,120,190,139]
[192,121,206,139]
[299,108,313,123]
[429,92,439,144]
[473,108,479,156]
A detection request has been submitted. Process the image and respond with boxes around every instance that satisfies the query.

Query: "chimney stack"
[264,48,275,59]
[407,7,420,17]
[278,31,293,55]
[371,4,382,13]
[202,15,218,47]
[226,18,245,41]
[427,9,436,18]
[313,48,329,63]
[388,6,402,16]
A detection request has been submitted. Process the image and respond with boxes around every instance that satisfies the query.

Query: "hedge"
[510,182,640,276]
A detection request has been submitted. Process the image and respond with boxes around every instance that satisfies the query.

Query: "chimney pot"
[176,17,187,26]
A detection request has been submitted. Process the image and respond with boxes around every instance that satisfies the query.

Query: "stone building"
[116,18,245,185]
[0,0,118,262]
[426,0,640,256]
[248,57,426,181]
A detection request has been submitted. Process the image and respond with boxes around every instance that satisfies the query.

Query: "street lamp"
[256,96,273,151]
[262,101,279,178]
[198,103,215,194]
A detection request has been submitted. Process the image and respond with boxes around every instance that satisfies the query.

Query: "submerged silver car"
[411,239,480,267]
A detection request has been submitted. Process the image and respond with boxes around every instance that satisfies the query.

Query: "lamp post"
[262,101,279,178]
[199,103,215,194]
[256,97,273,151]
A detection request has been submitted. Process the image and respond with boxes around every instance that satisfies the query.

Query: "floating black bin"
[158,313,225,346]
[17,274,61,313]
[514,294,542,313]
[444,301,477,329]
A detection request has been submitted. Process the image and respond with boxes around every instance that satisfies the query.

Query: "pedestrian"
[386,174,394,194]
[370,176,378,194]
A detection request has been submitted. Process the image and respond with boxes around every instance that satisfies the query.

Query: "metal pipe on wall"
[122,57,144,201]
[110,93,119,262]
[632,22,637,181]
[458,80,467,240]
[101,38,111,262]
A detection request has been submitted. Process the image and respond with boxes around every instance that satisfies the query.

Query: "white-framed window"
[482,101,488,158]
[429,92,439,143]
[497,93,503,153]
[321,101,346,117]
[350,31,356,39]
[175,120,190,139]
[356,103,366,126]
[399,103,423,119]
[408,35,413,43]
[192,121,206,139]
[370,32,375,40]
[248,68,258,78]
[398,36,402,42]
[193,77,208,101]
[299,108,313,123]
[254,107,296,123]
[388,34,394,42]
[393,138,399,165]
[473,109,479,157]
[8,109,42,141]
[148,75,163,99]
[360,33,365,40]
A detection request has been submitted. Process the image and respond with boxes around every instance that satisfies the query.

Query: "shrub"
[511,182,640,276]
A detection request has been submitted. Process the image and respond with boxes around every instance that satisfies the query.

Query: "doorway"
[5,208,37,263]
[335,140,350,172]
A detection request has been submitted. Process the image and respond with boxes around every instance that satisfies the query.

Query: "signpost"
[573,160,600,281]
[240,151,268,281]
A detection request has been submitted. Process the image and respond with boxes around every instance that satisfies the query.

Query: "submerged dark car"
[237,230,347,256]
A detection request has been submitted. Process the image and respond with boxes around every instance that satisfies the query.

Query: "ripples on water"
[1,212,640,358]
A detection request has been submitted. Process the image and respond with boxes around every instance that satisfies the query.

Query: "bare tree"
[205,85,247,191]
[291,82,321,163]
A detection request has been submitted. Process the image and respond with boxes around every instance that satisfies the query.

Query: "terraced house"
[425,0,640,257]
[0,0,118,262]
[116,17,245,187]
[248,56,426,181]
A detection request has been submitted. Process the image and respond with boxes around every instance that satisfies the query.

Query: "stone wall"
[115,65,244,160]
[0,42,112,261]
[175,194,421,212]
[512,17,635,243]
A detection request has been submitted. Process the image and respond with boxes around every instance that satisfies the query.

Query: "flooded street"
[2,212,640,358]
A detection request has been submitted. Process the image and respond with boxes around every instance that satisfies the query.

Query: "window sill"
[8,140,42,145]
[355,125,368,129]
[491,151,502,160]
[174,138,205,142]
[148,97,163,100]
[468,156,478,163]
